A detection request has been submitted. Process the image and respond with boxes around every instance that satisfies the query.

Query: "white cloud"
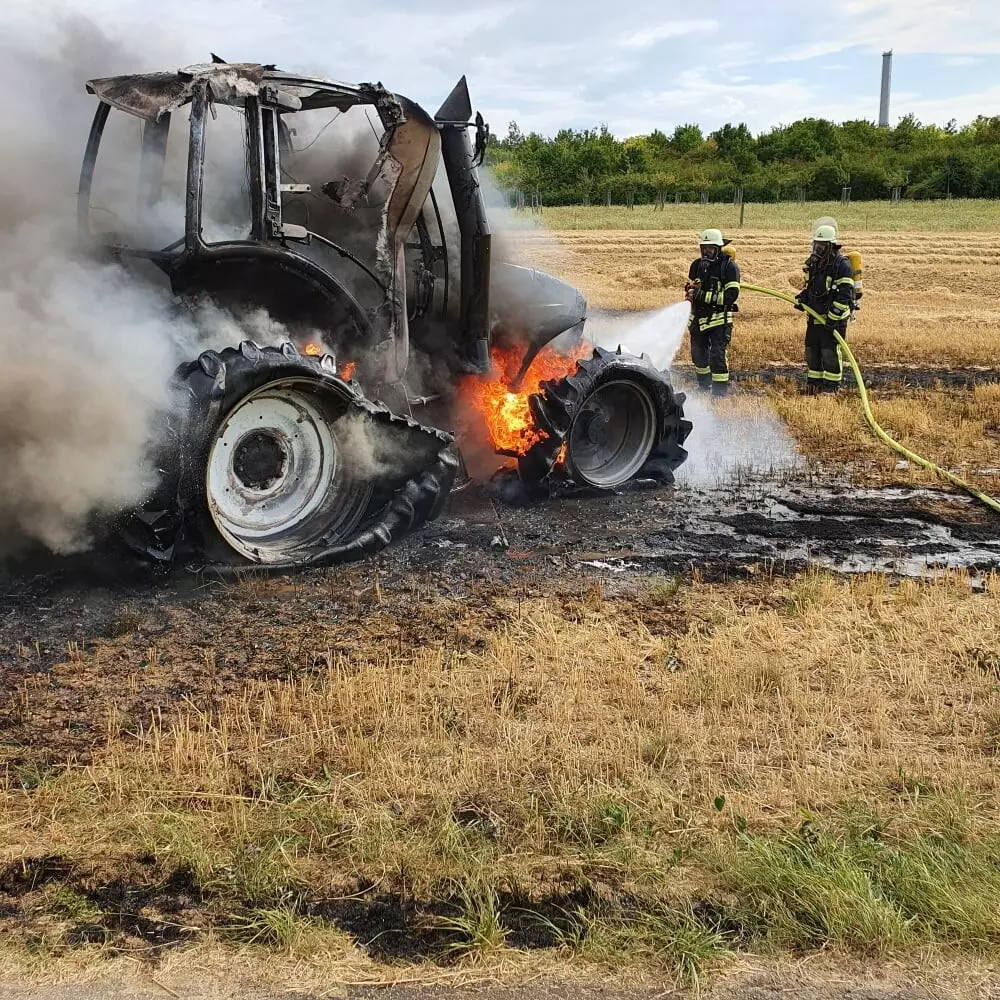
[1,0,997,141]
[894,82,1000,123]
[619,19,718,50]
[768,41,851,64]
[771,0,1000,60]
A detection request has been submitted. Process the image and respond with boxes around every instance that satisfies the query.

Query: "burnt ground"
[689,362,1000,390]
[1,463,998,777]
[427,473,1000,581]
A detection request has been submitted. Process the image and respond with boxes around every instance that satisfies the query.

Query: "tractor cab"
[79,62,465,386]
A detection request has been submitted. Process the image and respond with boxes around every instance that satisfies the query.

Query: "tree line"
[485,114,1000,204]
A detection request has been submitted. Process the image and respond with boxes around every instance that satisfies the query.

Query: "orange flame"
[340,361,357,380]
[461,343,588,456]
[304,342,322,356]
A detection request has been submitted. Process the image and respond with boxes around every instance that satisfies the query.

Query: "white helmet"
[698,228,725,247]
[812,224,837,243]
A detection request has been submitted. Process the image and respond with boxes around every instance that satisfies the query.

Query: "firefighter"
[685,229,740,396]
[795,224,855,393]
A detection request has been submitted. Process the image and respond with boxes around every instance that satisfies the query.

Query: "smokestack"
[878,50,892,128]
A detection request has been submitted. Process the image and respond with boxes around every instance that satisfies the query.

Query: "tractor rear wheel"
[117,342,459,571]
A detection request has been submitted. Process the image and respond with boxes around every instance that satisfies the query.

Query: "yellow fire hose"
[740,282,1000,516]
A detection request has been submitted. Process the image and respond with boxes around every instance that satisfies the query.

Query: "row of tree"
[485,115,1000,204]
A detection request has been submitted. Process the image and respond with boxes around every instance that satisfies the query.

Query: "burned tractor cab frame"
[76,63,478,388]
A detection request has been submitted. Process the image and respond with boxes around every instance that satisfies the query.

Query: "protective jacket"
[797,251,854,330]
[797,249,855,392]
[688,255,740,334]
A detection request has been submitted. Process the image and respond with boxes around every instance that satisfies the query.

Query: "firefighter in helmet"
[685,229,740,396]
[795,224,855,393]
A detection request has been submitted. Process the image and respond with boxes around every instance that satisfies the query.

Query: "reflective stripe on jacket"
[688,255,741,334]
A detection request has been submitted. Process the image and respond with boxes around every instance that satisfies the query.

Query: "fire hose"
[740,282,1000,517]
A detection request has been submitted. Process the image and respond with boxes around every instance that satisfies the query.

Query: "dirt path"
[0,967,987,1000]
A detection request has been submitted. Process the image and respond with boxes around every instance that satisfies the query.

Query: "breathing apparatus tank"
[811,217,863,320]
[844,248,864,318]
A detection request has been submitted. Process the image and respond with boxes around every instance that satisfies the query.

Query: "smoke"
[0,18,231,555]
[0,227,194,555]
[335,409,446,487]
[274,105,389,271]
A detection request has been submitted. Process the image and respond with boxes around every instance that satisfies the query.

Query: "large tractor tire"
[518,346,692,489]
[116,342,458,573]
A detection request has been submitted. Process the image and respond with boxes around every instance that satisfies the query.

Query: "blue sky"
[8,0,1000,138]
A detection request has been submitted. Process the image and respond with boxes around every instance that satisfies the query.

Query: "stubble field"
[503,218,1000,491]
[2,202,1000,997]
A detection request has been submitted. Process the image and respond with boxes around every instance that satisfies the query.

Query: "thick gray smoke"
[0,20,222,555]
[0,225,193,555]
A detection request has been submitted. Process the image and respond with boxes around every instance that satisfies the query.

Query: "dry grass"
[503,228,1000,371]
[3,210,1000,985]
[3,572,1000,977]
[506,199,1000,232]
[767,381,1000,490]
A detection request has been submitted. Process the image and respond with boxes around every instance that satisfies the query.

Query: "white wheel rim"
[567,378,658,488]
[205,380,370,561]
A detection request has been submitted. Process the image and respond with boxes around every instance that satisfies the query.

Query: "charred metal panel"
[260,105,283,239]
[435,77,492,371]
[77,101,111,237]
[384,98,441,241]
[86,63,266,121]
[491,263,588,388]
[245,96,267,241]
[184,81,209,252]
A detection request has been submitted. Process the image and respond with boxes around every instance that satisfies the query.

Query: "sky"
[5,0,1000,140]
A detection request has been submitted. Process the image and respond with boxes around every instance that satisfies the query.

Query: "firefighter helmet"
[812,224,837,242]
[698,228,725,247]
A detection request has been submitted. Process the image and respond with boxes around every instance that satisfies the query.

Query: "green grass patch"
[717,816,1000,953]
[502,198,1000,232]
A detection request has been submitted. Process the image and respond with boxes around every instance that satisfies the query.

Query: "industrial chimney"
[878,50,892,127]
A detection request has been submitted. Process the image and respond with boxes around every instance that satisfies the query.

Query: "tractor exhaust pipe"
[435,76,492,372]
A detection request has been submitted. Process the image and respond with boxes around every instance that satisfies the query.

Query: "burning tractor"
[78,59,691,571]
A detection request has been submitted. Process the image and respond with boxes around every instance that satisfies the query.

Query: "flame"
[304,342,322,356]
[340,361,357,380]
[461,343,589,456]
